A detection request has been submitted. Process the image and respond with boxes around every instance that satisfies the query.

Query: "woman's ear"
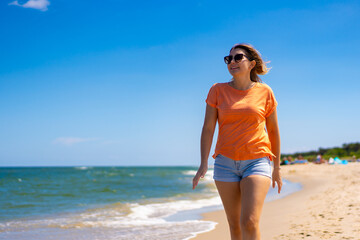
[250,60,256,70]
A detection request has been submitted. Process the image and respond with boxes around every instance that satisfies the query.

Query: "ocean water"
[0,166,302,240]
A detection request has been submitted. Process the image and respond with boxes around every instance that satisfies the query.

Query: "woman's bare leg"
[240,175,271,240]
[215,181,242,240]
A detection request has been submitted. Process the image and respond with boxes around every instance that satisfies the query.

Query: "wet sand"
[191,162,360,240]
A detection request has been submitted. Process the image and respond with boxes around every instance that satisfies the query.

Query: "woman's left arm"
[266,108,282,193]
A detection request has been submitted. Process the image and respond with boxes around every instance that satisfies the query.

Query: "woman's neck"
[230,76,254,91]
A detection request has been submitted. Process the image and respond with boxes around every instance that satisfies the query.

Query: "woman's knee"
[240,216,259,232]
[227,219,242,234]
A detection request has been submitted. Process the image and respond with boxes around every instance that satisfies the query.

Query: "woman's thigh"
[240,175,271,222]
[214,181,242,223]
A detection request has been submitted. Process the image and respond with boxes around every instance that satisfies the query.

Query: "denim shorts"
[213,154,272,182]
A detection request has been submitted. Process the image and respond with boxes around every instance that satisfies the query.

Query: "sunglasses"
[224,54,249,64]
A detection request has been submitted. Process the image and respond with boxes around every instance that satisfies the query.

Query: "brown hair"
[229,43,271,83]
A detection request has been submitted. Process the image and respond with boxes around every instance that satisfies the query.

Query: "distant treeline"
[282,142,360,162]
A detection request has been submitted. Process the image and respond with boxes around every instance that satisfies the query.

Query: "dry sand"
[191,162,360,240]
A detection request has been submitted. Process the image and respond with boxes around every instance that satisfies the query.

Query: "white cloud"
[9,0,50,11]
[53,137,98,146]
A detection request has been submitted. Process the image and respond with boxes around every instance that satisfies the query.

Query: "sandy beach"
[191,162,360,240]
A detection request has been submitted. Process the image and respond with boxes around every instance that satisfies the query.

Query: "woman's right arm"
[192,104,218,189]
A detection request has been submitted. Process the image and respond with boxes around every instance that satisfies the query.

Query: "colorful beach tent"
[332,157,348,165]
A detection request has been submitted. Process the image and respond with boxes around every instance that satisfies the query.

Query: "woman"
[193,43,282,240]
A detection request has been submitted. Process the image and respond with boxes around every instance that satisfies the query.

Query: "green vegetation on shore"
[282,142,360,162]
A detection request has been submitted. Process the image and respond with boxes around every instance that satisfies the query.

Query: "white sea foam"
[182,169,214,182]
[202,169,214,181]
[182,170,197,176]
[74,166,90,170]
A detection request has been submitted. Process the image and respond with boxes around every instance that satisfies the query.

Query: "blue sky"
[1,0,360,166]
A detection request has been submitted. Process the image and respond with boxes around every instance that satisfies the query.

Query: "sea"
[0,166,302,240]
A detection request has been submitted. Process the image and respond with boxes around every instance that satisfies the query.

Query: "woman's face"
[227,48,255,78]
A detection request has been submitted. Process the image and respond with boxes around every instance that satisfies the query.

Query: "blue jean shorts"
[213,154,272,182]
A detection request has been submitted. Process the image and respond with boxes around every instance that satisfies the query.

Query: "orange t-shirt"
[205,81,278,161]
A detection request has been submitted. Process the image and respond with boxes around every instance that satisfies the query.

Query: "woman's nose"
[229,58,237,64]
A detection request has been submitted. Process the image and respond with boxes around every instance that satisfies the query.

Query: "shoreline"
[190,163,360,239]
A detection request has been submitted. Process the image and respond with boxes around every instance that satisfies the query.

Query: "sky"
[1,0,360,166]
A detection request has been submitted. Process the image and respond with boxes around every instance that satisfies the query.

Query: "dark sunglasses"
[224,54,249,64]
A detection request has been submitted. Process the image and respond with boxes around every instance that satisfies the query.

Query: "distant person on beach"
[315,154,326,164]
[281,156,290,165]
[193,43,282,240]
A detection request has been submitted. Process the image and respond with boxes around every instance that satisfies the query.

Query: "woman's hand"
[272,168,282,193]
[192,165,208,189]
